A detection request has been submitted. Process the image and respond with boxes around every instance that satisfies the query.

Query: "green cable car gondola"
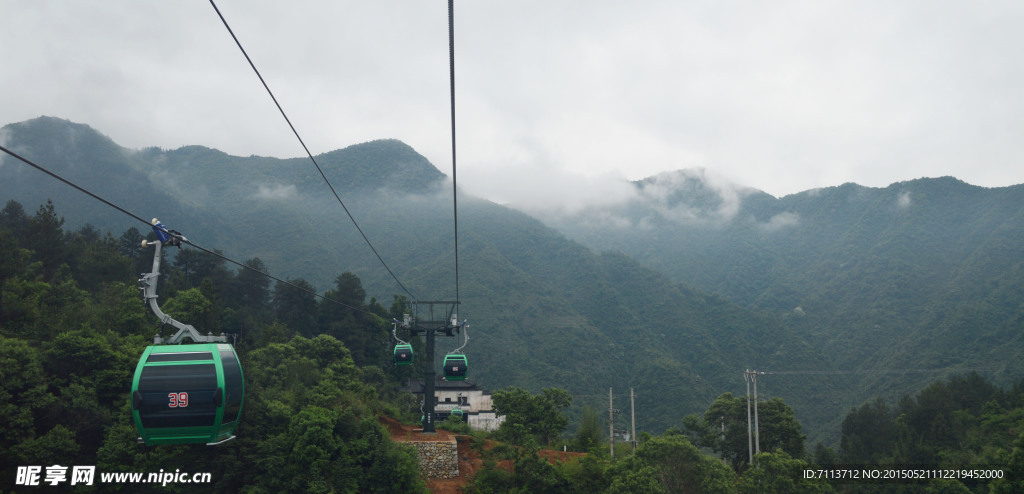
[443,353,468,381]
[450,408,464,419]
[131,343,244,445]
[131,222,244,446]
[394,343,414,366]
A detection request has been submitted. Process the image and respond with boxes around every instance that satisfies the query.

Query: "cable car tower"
[404,301,463,433]
[397,0,471,434]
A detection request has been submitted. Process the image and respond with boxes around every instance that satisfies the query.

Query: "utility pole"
[744,369,764,464]
[609,387,614,458]
[753,372,760,456]
[408,301,460,434]
[745,370,753,465]
[630,388,637,451]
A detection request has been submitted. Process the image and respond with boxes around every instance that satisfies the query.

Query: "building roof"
[405,377,489,394]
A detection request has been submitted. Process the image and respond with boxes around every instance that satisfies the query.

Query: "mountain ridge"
[3,116,1022,448]
[4,117,825,438]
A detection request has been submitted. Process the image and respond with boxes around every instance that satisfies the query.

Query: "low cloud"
[760,211,800,231]
[255,183,298,201]
[462,163,636,216]
[637,168,747,222]
[476,165,766,231]
[464,162,762,230]
[896,190,911,208]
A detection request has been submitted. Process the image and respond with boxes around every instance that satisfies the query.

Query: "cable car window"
[147,351,213,362]
[137,364,217,428]
[219,348,243,424]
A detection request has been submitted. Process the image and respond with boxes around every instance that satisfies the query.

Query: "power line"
[207,0,417,302]
[754,367,1019,376]
[0,144,379,319]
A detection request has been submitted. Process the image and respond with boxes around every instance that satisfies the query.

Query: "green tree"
[559,452,611,493]
[319,273,386,367]
[988,432,1024,494]
[606,465,666,494]
[699,393,806,471]
[22,200,68,280]
[0,199,29,235]
[274,277,319,335]
[570,405,603,452]
[45,328,131,404]
[465,458,515,494]
[234,257,271,313]
[0,277,42,337]
[243,334,425,493]
[681,412,717,449]
[737,451,833,493]
[493,387,572,447]
[606,434,736,494]
[10,425,81,466]
[119,225,160,280]
[924,478,972,494]
[160,287,213,333]
[117,225,145,258]
[171,247,232,292]
[70,229,133,292]
[86,281,150,337]
[467,446,573,494]
[438,412,471,434]
[813,443,839,467]
[840,398,895,463]
[511,449,572,494]
[48,383,112,457]
[0,227,31,282]
[2,269,89,339]
[0,337,57,465]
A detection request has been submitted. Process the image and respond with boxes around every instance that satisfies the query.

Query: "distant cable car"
[392,318,414,366]
[394,343,414,366]
[131,343,244,445]
[443,353,468,381]
[450,408,464,419]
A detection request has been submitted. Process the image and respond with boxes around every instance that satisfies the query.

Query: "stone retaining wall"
[409,439,459,479]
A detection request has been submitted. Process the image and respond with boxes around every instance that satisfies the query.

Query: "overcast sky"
[3,0,1022,209]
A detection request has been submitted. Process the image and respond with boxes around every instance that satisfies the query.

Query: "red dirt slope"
[382,417,584,494]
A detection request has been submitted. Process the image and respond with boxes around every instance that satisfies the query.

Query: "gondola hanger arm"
[138,219,227,344]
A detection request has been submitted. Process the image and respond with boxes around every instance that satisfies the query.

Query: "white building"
[409,378,505,432]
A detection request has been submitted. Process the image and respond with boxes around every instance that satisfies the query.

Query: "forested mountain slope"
[5,116,1021,447]
[1,117,832,438]
[544,169,1024,433]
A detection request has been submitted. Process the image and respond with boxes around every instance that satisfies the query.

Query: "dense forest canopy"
[0,199,427,492]
[2,199,1023,493]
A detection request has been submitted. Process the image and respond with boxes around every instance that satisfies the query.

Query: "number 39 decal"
[168,392,189,408]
